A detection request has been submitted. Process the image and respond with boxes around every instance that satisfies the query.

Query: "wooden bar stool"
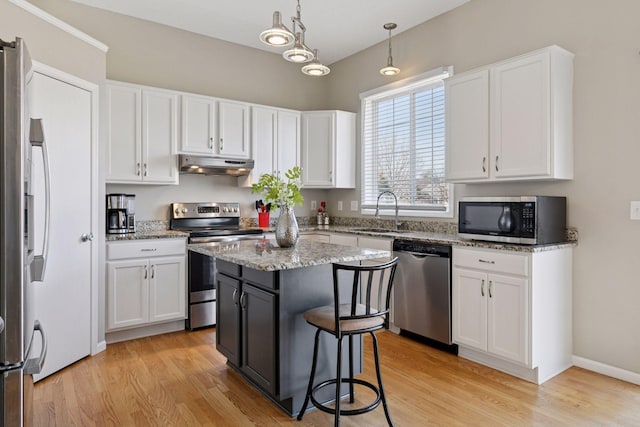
[297,257,399,426]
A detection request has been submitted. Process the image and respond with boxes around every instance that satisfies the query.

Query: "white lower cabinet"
[452,246,572,384]
[107,239,186,331]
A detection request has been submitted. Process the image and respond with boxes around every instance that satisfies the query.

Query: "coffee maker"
[106,193,133,234]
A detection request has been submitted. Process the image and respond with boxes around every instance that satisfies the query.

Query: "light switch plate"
[630,201,640,220]
[337,201,343,211]
[351,201,358,211]
[310,200,317,211]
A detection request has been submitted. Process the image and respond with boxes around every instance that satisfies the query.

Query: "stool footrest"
[310,377,381,416]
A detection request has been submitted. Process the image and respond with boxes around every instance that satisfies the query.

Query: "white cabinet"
[181,93,216,154]
[180,96,249,158]
[238,106,300,187]
[445,45,573,183]
[452,246,573,384]
[301,110,356,188]
[104,81,178,184]
[106,239,186,331]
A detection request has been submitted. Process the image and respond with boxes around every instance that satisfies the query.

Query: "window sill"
[360,208,454,219]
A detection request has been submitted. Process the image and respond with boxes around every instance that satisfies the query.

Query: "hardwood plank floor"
[34,329,640,426]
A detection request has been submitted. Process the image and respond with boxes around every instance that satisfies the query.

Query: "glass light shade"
[283,33,314,63]
[301,49,330,76]
[259,11,294,46]
[380,65,400,76]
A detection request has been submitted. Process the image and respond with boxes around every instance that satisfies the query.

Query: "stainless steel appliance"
[1,37,48,426]
[178,155,254,176]
[458,196,566,244]
[169,202,263,330]
[106,193,133,235]
[393,240,455,348]
[126,194,136,233]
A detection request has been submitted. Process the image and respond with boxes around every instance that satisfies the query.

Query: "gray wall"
[25,0,640,376]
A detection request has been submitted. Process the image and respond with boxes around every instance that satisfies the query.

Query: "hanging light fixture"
[259,0,330,75]
[380,23,400,76]
[302,49,330,76]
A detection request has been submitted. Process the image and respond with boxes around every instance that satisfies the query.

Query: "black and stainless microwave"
[458,196,566,245]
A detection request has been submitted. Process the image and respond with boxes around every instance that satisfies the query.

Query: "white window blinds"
[361,69,452,216]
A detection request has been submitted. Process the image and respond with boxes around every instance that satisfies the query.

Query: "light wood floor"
[34,329,640,426]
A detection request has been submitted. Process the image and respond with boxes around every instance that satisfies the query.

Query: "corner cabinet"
[106,238,186,331]
[103,81,179,184]
[238,106,300,188]
[301,110,356,188]
[180,95,249,159]
[445,45,574,183]
[452,245,573,384]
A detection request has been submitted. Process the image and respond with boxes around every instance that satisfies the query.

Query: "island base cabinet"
[215,260,362,417]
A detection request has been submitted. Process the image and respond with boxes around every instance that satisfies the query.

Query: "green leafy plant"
[251,166,304,208]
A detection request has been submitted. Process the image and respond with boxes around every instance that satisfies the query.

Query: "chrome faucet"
[375,191,400,230]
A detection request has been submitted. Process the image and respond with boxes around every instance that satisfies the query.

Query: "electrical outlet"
[631,201,640,220]
[351,200,358,211]
[310,200,317,211]
[337,201,343,211]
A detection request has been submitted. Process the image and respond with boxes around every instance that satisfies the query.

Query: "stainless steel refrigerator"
[1,38,48,426]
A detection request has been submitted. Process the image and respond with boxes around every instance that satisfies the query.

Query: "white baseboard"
[572,355,640,386]
[92,340,107,355]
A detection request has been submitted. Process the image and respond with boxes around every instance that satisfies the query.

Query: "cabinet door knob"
[80,233,94,242]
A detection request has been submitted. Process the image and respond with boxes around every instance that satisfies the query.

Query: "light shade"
[283,33,314,63]
[260,12,295,46]
[380,65,400,76]
[301,49,330,76]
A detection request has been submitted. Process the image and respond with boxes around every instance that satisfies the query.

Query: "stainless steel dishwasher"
[393,239,453,346]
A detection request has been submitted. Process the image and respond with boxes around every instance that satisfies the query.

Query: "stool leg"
[371,332,394,427]
[297,328,322,421]
[348,334,355,403]
[335,336,343,427]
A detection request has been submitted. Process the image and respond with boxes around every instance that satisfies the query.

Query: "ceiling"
[71,0,470,65]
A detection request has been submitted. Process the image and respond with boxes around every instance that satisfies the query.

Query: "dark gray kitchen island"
[188,239,390,417]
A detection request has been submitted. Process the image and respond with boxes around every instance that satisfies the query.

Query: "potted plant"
[251,166,303,248]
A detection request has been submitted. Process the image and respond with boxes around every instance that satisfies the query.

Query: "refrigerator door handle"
[24,320,47,375]
[29,118,51,282]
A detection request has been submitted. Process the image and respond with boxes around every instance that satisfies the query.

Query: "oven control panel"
[171,202,240,219]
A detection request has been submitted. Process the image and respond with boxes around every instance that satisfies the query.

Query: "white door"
[29,71,93,380]
[142,89,178,184]
[107,260,149,330]
[149,256,186,323]
[301,112,334,186]
[180,94,216,154]
[218,100,249,158]
[452,268,487,351]
[104,84,141,182]
[276,110,300,173]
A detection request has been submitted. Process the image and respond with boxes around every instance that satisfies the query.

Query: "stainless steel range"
[170,202,263,330]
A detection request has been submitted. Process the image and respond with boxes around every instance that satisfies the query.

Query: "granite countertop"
[105,229,188,241]
[297,226,575,253]
[189,239,390,271]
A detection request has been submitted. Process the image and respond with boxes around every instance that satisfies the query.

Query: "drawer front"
[107,238,186,260]
[453,247,528,276]
[217,259,241,278]
[243,267,278,291]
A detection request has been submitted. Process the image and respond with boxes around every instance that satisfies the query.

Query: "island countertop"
[188,239,390,271]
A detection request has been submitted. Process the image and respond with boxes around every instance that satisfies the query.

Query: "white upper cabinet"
[180,94,216,155]
[218,100,249,158]
[445,45,574,183]
[104,81,178,184]
[301,110,356,188]
[180,96,249,158]
[239,106,300,187]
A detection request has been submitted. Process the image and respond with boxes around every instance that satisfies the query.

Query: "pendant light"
[301,49,330,76]
[380,23,400,76]
[259,0,330,75]
[260,11,295,46]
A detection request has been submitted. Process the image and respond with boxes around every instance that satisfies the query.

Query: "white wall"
[26,0,640,376]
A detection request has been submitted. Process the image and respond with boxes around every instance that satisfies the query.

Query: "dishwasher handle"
[396,250,442,258]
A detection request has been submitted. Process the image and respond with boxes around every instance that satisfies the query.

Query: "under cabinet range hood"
[179,155,254,176]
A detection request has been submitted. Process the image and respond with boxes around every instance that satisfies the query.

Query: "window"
[360,68,453,217]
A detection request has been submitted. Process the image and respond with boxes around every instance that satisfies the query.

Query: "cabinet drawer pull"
[209,137,213,149]
[240,292,247,309]
[232,289,238,305]
[488,280,493,298]
[144,265,148,279]
[478,259,495,264]
[141,248,157,252]
[220,138,224,151]
[144,163,148,177]
[151,265,155,279]
[482,157,486,173]
[481,279,485,297]
[136,162,141,176]
[495,155,499,172]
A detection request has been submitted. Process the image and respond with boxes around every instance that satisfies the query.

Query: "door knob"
[80,233,94,242]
